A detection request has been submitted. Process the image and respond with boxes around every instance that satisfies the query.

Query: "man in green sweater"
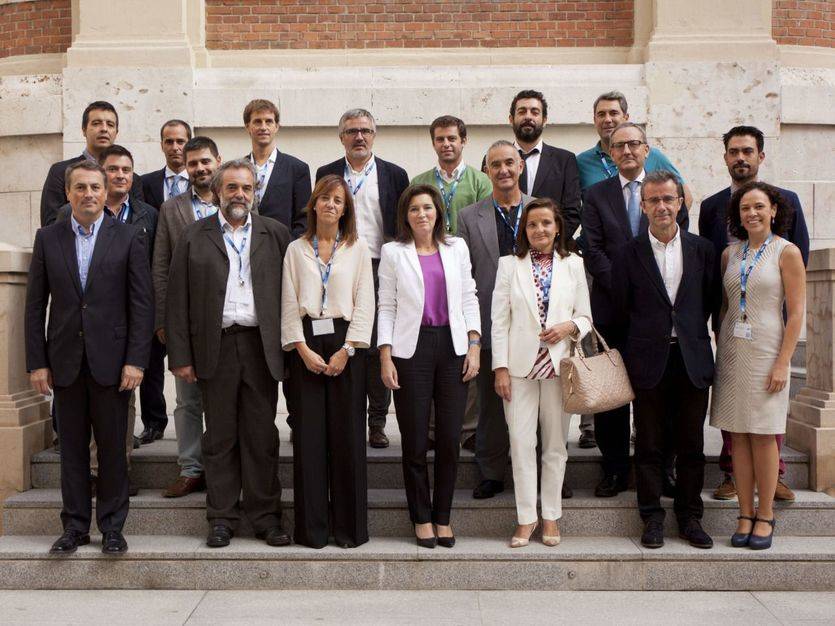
[412,115,492,235]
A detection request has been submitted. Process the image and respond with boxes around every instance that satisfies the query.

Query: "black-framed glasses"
[341,128,375,138]
[611,140,645,151]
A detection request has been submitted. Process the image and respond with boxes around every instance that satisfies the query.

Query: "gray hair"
[593,91,628,115]
[338,108,376,134]
[210,159,258,199]
[610,121,647,145]
[486,139,518,159]
[641,170,684,200]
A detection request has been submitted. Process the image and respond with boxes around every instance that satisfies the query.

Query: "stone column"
[788,249,835,495]
[0,244,52,530]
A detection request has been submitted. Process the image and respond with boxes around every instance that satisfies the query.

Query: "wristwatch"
[341,343,356,357]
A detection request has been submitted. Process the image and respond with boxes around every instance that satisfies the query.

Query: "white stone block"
[813,182,835,239]
[0,192,33,248]
[780,67,835,125]
[0,74,63,137]
[0,134,62,194]
[775,126,835,182]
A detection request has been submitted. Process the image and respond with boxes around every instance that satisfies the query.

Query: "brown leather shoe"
[163,475,206,498]
[713,474,737,500]
[774,478,796,502]
[368,428,389,449]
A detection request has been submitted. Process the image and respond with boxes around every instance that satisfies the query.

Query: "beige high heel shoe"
[510,520,539,548]
[542,519,561,546]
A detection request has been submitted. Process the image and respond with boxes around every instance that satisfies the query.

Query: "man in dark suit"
[166,160,292,548]
[611,170,716,550]
[40,101,144,227]
[698,125,809,504]
[140,119,193,210]
[316,108,410,448]
[581,122,689,498]
[26,160,153,555]
[242,99,310,237]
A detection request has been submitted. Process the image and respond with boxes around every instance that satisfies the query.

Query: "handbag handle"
[570,323,617,368]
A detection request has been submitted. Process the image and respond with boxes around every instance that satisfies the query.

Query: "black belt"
[669,337,679,345]
[221,324,258,336]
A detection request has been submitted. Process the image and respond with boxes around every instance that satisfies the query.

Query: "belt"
[669,337,679,345]
[221,324,258,336]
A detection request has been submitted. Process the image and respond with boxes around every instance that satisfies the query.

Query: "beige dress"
[710,237,792,435]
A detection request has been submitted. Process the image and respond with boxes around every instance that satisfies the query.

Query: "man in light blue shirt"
[71,211,105,291]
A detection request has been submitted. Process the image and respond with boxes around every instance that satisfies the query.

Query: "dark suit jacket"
[610,231,717,390]
[316,156,410,240]
[165,213,291,382]
[244,151,311,238]
[40,154,145,227]
[529,143,582,239]
[25,215,154,387]
[141,167,191,210]
[580,175,689,328]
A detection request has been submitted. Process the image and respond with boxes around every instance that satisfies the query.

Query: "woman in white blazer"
[492,197,592,548]
[378,184,481,549]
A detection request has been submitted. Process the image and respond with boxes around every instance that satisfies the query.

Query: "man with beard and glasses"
[698,125,809,504]
[153,136,221,498]
[166,160,292,548]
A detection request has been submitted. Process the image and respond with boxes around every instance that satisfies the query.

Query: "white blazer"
[491,251,592,377]
[377,237,481,359]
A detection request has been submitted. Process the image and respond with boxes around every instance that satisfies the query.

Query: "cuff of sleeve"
[573,316,592,339]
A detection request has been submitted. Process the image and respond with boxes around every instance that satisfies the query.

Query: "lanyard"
[434,166,465,230]
[599,153,617,178]
[312,232,341,315]
[739,234,773,321]
[191,195,215,220]
[116,202,130,223]
[344,159,375,196]
[223,225,249,288]
[493,198,523,250]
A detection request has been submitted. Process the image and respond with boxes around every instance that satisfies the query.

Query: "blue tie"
[169,176,182,199]
[627,180,641,236]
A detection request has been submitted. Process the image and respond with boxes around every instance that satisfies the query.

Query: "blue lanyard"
[223,225,249,287]
[434,166,465,230]
[739,235,773,321]
[312,232,341,314]
[191,195,215,221]
[599,153,617,178]
[493,198,523,250]
[344,160,375,196]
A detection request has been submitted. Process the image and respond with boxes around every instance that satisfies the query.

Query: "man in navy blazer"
[140,119,192,210]
[698,125,809,503]
[611,171,717,550]
[316,108,410,448]
[242,99,311,238]
[581,122,689,498]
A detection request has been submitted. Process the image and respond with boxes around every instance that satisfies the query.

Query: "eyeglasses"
[341,128,375,138]
[642,195,681,207]
[611,140,645,151]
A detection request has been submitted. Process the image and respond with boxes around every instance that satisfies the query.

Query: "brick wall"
[772,0,834,47]
[205,0,634,50]
[0,0,71,59]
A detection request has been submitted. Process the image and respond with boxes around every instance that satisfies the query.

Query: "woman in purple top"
[378,185,481,549]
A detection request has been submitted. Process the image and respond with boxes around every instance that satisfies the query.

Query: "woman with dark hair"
[710,181,806,550]
[281,174,375,548]
[378,184,481,548]
[491,198,591,547]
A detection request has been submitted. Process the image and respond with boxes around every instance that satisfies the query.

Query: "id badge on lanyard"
[736,235,773,341]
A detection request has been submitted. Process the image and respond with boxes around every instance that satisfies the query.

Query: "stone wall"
[0,0,71,59]
[773,0,834,47]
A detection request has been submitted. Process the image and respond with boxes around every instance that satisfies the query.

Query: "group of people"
[25,88,808,557]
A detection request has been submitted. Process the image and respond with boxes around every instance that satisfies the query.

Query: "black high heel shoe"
[435,525,455,548]
[731,515,755,547]
[414,524,436,549]
[748,517,776,550]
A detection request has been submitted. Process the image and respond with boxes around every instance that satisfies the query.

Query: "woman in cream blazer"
[491,197,592,548]
[378,184,480,549]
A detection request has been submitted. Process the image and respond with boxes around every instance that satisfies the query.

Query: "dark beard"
[514,122,543,143]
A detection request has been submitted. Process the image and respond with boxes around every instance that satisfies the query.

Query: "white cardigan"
[377,237,481,359]
[491,251,592,377]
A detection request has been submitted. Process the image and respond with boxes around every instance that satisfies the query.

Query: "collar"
[104,195,130,218]
[513,139,544,156]
[71,211,105,236]
[435,162,466,182]
[347,155,375,175]
[250,147,278,167]
[82,149,97,163]
[648,224,681,249]
[191,188,215,206]
[619,169,646,189]
[593,141,612,158]
[218,209,252,232]
[165,166,187,180]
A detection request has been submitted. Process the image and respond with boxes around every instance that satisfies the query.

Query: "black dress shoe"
[369,428,389,448]
[206,524,233,548]
[437,535,456,548]
[132,436,141,449]
[641,519,665,548]
[139,426,164,445]
[562,482,573,499]
[416,535,437,549]
[678,518,713,549]
[472,479,504,499]
[101,531,128,555]
[578,428,597,449]
[594,475,628,498]
[257,526,291,547]
[49,530,90,555]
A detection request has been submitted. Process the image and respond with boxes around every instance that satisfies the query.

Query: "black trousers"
[393,327,467,525]
[289,317,368,548]
[593,324,632,478]
[633,343,708,524]
[54,355,130,534]
[474,348,509,482]
[367,258,390,429]
[139,334,168,431]
[198,326,282,534]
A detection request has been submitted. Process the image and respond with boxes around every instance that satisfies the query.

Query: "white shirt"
[618,169,646,210]
[218,211,258,328]
[164,166,189,203]
[346,156,384,259]
[514,139,543,193]
[648,224,683,336]
[250,147,277,201]
[435,162,466,184]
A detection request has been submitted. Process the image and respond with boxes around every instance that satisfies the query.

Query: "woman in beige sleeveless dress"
[710,182,806,550]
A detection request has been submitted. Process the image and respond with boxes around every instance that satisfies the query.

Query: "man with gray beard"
[165,160,292,548]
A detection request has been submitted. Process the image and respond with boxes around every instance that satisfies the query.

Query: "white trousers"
[503,376,571,524]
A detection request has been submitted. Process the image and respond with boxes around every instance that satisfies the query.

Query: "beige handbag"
[559,325,634,414]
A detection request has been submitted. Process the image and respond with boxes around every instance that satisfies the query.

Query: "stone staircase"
[1,417,833,591]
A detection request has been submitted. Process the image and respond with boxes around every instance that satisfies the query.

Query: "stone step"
[30,439,811,491]
[0,535,831,591]
[5,488,833,539]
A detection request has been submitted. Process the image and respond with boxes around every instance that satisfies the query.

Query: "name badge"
[733,321,753,340]
[312,318,335,336]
